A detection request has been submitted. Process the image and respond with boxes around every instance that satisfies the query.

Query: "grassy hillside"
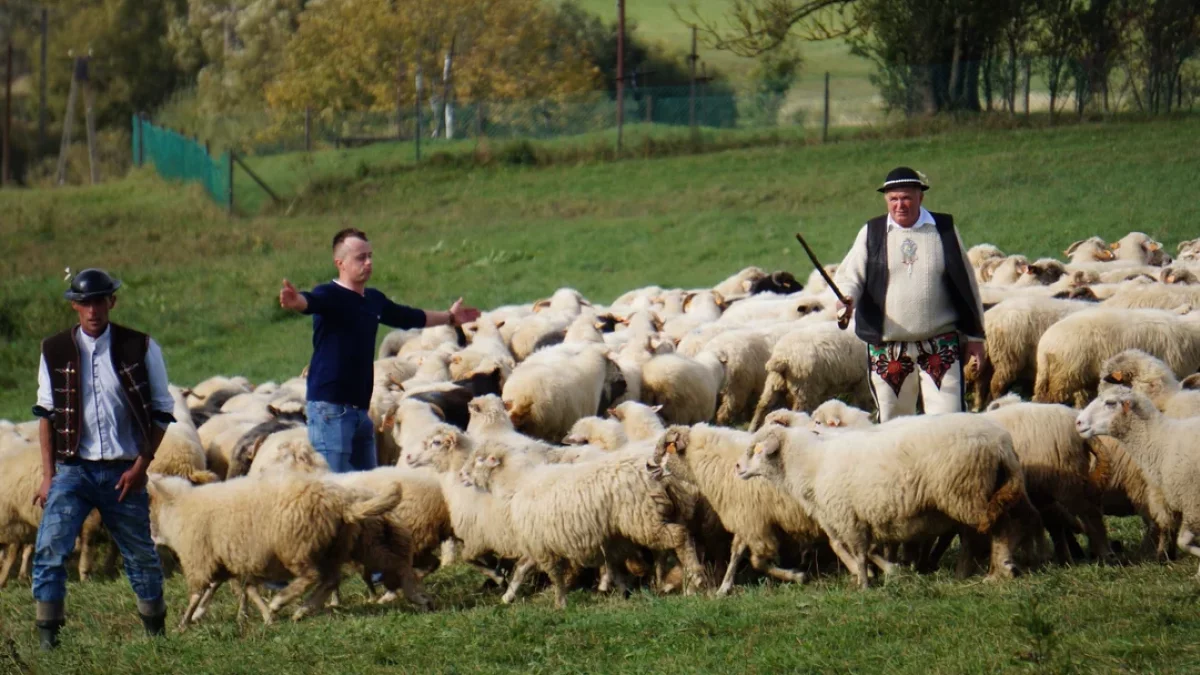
[3,117,1198,421]
[1,117,1199,673]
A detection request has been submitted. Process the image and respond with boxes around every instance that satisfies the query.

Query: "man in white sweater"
[833,167,986,422]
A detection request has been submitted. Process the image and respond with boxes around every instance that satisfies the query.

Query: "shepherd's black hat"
[877,167,929,193]
[64,268,122,302]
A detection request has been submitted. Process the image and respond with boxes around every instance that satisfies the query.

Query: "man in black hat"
[30,268,175,649]
[833,168,986,422]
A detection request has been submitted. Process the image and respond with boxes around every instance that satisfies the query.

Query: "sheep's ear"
[1180,374,1200,391]
[650,404,663,414]
[1146,241,1161,252]
[1166,274,1178,284]
[741,279,754,293]
[429,404,446,421]
[450,354,462,365]
[1109,370,1125,384]
[1016,260,1029,274]
[712,290,727,309]
[828,419,842,428]
[605,407,617,418]
[1064,240,1086,256]
[1109,241,1121,250]
[503,399,514,412]
[495,319,506,329]
[267,404,281,417]
[484,454,501,468]
[180,388,193,398]
[752,434,781,457]
[681,292,696,312]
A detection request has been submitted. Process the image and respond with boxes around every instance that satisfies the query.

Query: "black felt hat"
[64,268,122,302]
[877,167,929,193]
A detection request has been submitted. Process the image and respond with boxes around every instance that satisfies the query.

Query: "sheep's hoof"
[376,591,398,605]
[501,591,518,604]
[413,595,435,612]
[78,573,90,583]
[715,583,733,597]
[291,607,310,622]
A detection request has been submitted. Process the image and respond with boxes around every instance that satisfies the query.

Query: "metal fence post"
[822,72,830,143]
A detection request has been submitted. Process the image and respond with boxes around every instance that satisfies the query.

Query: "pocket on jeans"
[311,402,349,423]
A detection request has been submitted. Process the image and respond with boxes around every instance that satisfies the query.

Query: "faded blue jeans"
[33,461,164,615]
[306,401,377,472]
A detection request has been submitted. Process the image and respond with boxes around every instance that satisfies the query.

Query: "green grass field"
[1,116,1199,673]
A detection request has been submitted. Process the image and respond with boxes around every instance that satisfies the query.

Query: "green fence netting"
[132,115,232,209]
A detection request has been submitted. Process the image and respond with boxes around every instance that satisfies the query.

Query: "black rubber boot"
[140,611,167,637]
[37,620,63,651]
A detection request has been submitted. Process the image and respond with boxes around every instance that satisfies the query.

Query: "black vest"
[37,323,156,462]
[853,212,985,344]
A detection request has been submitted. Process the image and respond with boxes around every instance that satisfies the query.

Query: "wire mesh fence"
[132,115,232,210]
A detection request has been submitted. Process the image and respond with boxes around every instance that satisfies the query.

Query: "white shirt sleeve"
[833,224,870,303]
[36,353,53,412]
[145,339,175,428]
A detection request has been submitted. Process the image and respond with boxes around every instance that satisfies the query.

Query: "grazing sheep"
[1033,307,1200,407]
[502,344,626,442]
[1110,232,1170,266]
[246,427,330,478]
[748,271,804,296]
[699,330,772,426]
[1160,266,1199,285]
[404,368,505,432]
[608,401,666,442]
[804,265,840,296]
[749,322,871,430]
[983,402,1111,563]
[640,352,722,426]
[967,244,1005,270]
[563,417,628,450]
[1077,388,1200,576]
[225,415,310,480]
[646,425,821,595]
[810,400,873,431]
[736,417,1036,587]
[969,296,1091,409]
[1098,350,1200,418]
[467,441,706,608]
[147,472,402,627]
[761,410,814,429]
[1103,284,1200,311]
[1064,237,1114,264]
[389,399,451,467]
[713,267,768,298]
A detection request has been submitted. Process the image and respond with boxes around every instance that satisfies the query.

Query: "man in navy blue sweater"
[279,228,480,471]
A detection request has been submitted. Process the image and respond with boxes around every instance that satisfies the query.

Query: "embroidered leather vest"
[40,323,155,461]
[854,212,985,344]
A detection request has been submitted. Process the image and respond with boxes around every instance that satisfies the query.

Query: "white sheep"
[749,322,871,430]
[502,344,625,442]
[969,296,1090,409]
[1103,284,1200,311]
[1077,388,1200,576]
[607,401,666,442]
[640,352,721,426]
[698,329,772,426]
[563,416,629,450]
[1064,237,1115,264]
[1110,232,1170,266]
[467,440,706,608]
[809,399,873,431]
[713,267,768,298]
[736,416,1036,587]
[147,472,402,627]
[1097,349,1200,418]
[1033,307,1200,407]
[647,425,821,595]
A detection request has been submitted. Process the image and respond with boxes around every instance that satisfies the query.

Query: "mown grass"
[0,116,1199,673]
[1,518,1199,673]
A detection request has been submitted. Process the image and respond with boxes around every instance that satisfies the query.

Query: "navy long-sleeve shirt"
[301,281,426,409]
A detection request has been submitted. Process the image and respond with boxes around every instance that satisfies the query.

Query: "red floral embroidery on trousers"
[916,334,960,390]
[869,342,915,397]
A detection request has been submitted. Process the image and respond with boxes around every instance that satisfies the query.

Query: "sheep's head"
[647,426,690,479]
[145,474,190,547]
[810,399,873,433]
[409,425,464,472]
[468,395,513,433]
[1098,349,1175,401]
[1025,259,1067,285]
[467,442,511,491]
[735,428,785,481]
[762,409,812,428]
[1064,237,1114,262]
[985,393,1024,411]
[1075,386,1155,440]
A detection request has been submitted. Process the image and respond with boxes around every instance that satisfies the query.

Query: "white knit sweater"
[834,208,985,343]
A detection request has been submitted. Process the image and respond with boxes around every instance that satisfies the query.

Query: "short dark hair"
[332,227,368,251]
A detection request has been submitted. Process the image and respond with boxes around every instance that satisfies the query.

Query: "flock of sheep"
[2,230,1200,627]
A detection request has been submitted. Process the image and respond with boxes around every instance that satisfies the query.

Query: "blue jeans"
[33,462,163,607]
[306,401,377,473]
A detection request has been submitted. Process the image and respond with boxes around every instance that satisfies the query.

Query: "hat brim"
[877,181,929,193]
[64,280,121,302]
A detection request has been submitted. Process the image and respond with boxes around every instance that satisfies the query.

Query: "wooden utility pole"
[39,9,48,150]
[83,62,99,184]
[3,40,11,187]
[55,55,99,185]
[414,60,423,161]
[822,72,830,143]
[441,36,455,140]
[615,0,625,151]
[56,61,79,185]
[689,25,698,130]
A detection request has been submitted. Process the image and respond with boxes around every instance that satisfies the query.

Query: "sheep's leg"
[1176,528,1200,567]
[190,581,221,623]
[749,373,787,431]
[178,588,206,631]
[245,584,273,625]
[599,543,632,596]
[846,543,871,589]
[1075,505,1113,562]
[544,559,569,610]
[749,551,808,586]
[826,538,856,575]
[956,532,985,579]
[986,523,1021,582]
[920,534,956,574]
[717,536,747,596]
[266,568,319,619]
[294,575,341,621]
[439,538,460,566]
[502,557,537,604]
[18,544,33,582]
[867,550,899,579]
[469,561,506,587]
[672,532,706,595]
[0,545,19,589]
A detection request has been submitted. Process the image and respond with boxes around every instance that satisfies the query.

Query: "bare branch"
[671,0,857,57]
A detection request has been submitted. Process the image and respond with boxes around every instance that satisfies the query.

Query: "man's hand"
[964,340,987,372]
[280,279,307,312]
[835,298,854,330]
[115,460,150,503]
[449,298,481,326]
[33,475,52,508]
